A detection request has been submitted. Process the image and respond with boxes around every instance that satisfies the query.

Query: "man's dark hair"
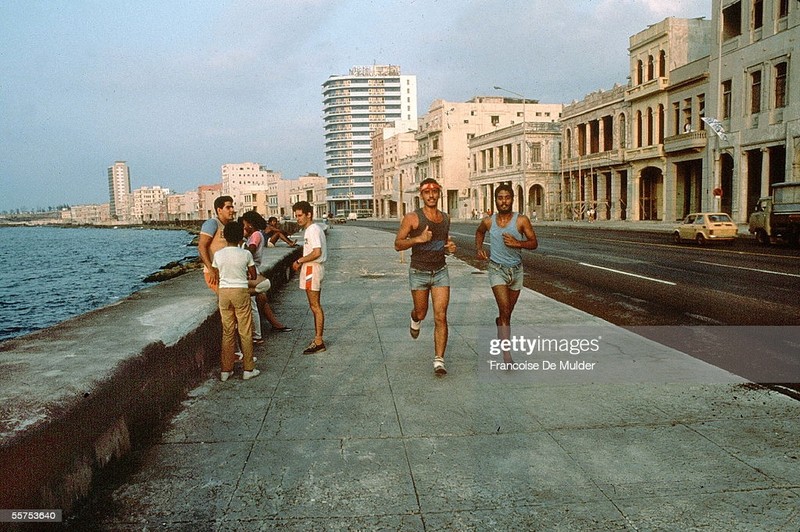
[292,201,313,215]
[419,178,440,189]
[214,195,234,212]
[241,209,267,230]
[223,221,244,244]
[267,216,279,224]
[494,184,514,200]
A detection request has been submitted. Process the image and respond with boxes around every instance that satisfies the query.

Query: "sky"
[0,0,711,212]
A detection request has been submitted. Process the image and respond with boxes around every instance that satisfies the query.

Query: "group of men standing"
[199,178,537,380]
[199,198,327,382]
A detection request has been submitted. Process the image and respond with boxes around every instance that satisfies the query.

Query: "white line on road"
[694,260,800,278]
[578,262,677,285]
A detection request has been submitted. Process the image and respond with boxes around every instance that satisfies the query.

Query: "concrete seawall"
[0,244,301,517]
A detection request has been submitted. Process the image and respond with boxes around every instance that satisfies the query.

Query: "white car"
[673,212,738,245]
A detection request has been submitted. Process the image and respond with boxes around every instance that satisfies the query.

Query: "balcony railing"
[663,130,708,153]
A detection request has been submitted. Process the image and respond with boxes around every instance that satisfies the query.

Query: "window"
[636,111,643,147]
[637,60,643,85]
[775,62,787,108]
[722,80,732,119]
[751,70,762,114]
[753,0,763,30]
[779,0,788,18]
[659,50,666,78]
[698,94,705,129]
[530,143,542,163]
[723,1,742,40]
[647,55,655,81]
[491,115,499,126]
[673,102,681,135]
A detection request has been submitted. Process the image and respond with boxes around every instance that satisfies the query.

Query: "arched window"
[618,113,627,149]
[646,107,654,145]
[636,111,643,147]
[658,50,666,77]
[657,104,664,144]
[637,60,643,85]
[647,55,655,81]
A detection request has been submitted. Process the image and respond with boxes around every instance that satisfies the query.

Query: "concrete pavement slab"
[83,224,800,530]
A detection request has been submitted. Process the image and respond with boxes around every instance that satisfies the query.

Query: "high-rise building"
[107,161,131,222]
[322,65,417,216]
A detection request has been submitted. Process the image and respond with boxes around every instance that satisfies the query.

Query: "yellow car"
[673,212,738,245]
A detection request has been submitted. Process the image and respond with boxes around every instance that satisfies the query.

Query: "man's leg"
[430,286,450,359]
[233,290,256,372]
[492,284,520,363]
[411,289,430,322]
[492,285,522,327]
[250,296,263,343]
[218,290,237,374]
[306,289,325,346]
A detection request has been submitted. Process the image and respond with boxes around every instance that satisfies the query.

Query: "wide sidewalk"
[89,224,799,530]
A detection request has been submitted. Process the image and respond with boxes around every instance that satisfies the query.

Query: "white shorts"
[299,262,324,291]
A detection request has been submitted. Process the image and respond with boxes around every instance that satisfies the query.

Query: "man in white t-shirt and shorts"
[291,201,327,354]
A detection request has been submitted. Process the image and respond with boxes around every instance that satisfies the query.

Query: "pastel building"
[107,161,132,222]
[322,65,417,216]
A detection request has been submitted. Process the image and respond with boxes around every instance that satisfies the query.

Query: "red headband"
[420,182,441,192]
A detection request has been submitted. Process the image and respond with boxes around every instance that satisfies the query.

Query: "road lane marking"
[695,260,800,278]
[578,262,676,285]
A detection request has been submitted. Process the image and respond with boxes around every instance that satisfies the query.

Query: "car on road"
[673,212,738,245]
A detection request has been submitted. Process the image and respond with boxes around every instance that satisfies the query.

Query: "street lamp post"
[494,86,527,213]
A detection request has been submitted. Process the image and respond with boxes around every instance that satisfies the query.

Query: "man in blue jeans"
[394,178,456,376]
[475,184,538,364]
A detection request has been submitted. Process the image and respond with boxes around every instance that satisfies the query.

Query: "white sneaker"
[220,371,233,382]
[433,357,447,376]
[243,369,261,380]
[255,278,271,293]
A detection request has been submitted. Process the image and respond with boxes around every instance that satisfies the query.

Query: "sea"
[0,226,198,342]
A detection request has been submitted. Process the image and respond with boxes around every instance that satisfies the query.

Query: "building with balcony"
[372,124,417,218]
[131,185,171,222]
[561,17,712,221]
[289,173,327,219]
[322,65,417,216]
[416,97,562,219]
[469,121,562,219]
[708,0,800,222]
[221,162,281,215]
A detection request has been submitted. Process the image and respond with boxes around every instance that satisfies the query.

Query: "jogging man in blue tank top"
[394,178,457,376]
[475,184,538,364]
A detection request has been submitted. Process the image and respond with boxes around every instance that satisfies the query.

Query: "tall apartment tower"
[322,65,417,216]
[107,161,131,221]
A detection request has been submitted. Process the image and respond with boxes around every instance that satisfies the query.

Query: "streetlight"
[494,86,528,213]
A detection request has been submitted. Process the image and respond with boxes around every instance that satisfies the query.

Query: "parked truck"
[748,181,800,245]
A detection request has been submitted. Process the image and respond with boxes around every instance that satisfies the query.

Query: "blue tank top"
[409,208,449,271]
[489,213,523,267]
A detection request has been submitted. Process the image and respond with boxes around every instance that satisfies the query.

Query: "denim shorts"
[488,261,523,290]
[409,265,450,291]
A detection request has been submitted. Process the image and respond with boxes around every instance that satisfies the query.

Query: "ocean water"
[0,226,197,342]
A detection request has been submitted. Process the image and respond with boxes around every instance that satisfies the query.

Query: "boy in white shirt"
[212,221,261,381]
